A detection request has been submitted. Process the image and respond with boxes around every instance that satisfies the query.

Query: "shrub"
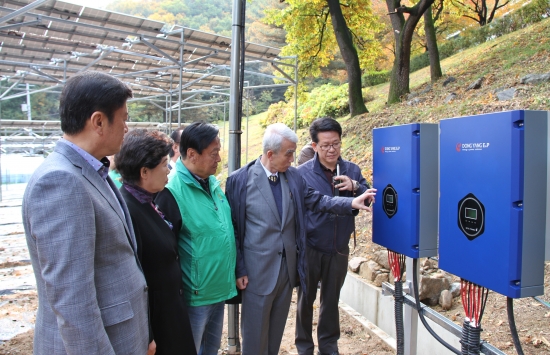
[362,70,391,87]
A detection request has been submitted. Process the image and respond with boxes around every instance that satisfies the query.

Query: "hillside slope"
[342,17,550,180]
[340,18,550,354]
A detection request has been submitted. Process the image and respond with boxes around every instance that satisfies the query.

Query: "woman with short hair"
[115,129,196,355]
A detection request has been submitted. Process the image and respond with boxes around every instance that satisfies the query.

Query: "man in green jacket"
[155,122,237,355]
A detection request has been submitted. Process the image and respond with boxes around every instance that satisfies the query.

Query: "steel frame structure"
[0,0,297,129]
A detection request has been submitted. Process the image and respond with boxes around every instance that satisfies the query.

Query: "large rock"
[439,290,453,310]
[372,250,390,270]
[373,272,389,287]
[419,274,450,301]
[349,257,367,273]
[496,88,516,101]
[443,76,456,87]
[450,282,461,298]
[420,84,432,94]
[359,260,382,282]
[444,93,457,103]
[521,73,550,85]
[467,77,484,90]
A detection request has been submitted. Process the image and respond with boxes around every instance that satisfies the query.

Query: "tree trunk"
[326,0,368,116]
[424,6,442,82]
[387,0,435,104]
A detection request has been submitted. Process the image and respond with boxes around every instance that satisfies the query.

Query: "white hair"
[262,123,298,154]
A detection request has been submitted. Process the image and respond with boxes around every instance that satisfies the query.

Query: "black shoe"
[317,352,339,355]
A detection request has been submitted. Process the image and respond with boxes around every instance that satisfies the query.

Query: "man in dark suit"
[225,123,375,355]
[22,71,153,355]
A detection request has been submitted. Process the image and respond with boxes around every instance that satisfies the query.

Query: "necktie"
[269,174,278,183]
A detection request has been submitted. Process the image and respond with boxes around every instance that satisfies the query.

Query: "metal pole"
[404,257,418,355]
[228,0,243,173]
[294,56,298,133]
[223,102,227,152]
[178,31,183,126]
[227,0,244,353]
[170,74,173,129]
[0,81,3,201]
[26,83,32,121]
[245,83,249,164]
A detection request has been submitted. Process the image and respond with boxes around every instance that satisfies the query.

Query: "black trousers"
[295,246,349,355]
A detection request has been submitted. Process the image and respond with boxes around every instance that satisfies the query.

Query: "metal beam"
[140,37,182,67]
[0,0,49,25]
[78,48,113,72]
[271,63,296,84]
[0,75,25,99]
[31,66,62,83]
[113,65,180,78]
[0,84,60,101]
[0,18,41,31]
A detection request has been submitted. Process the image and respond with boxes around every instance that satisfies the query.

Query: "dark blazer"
[297,153,369,254]
[225,158,356,292]
[121,187,197,355]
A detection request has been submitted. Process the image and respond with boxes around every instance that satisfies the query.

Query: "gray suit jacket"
[22,141,149,355]
[242,160,297,295]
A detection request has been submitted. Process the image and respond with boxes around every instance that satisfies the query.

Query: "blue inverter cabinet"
[439,110,548,298]
[373,123,438,258]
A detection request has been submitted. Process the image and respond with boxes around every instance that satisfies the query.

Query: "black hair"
[309,116,342,143]
[169,128,184,158]
[179,122,219,159]
[59,71,133,135]
[115,129,173,185]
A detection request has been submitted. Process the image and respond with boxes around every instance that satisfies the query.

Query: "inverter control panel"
[439,110,548,298]
[373,123,438,258]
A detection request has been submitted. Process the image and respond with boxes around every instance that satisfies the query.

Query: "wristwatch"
[353,180,359,191]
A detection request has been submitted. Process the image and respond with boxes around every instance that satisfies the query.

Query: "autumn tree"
[423,3,442,82]
[452,0,510,26]
[386,0,435,104]
[266,0,382,117]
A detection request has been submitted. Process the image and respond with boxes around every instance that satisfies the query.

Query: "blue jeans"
[187,301,225,355]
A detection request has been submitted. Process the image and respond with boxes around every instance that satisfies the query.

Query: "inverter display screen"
[465,208,477,220]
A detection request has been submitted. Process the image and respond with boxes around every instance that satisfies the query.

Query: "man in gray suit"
[225,123,375,355]
[22,71,153,355]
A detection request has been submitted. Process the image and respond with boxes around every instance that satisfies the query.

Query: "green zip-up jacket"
[164,159,237,307]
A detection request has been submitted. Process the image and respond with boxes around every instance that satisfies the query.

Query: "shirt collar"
[260,160,278,178]
[59,138,110,180]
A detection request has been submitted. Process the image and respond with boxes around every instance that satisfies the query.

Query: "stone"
[419,274,450,301]
[349,257,368,273]
[407,97,423,106]
[439,290,453,310]
[443,76,456,86]
[467,77,484,90]
[496,88,516,101]
[444,93,457,103]
[520,73,550,85]
[359,260,381,281]
[407,92,418,100]
[372,250,390,270]
[450,282,461,298]
[422,258,435,269]
[421,84,432,94]
[373,272,389,287]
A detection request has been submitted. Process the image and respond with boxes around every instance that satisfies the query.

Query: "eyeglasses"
[318,142,341,151]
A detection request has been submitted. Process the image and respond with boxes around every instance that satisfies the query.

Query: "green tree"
[265,0,382,117]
